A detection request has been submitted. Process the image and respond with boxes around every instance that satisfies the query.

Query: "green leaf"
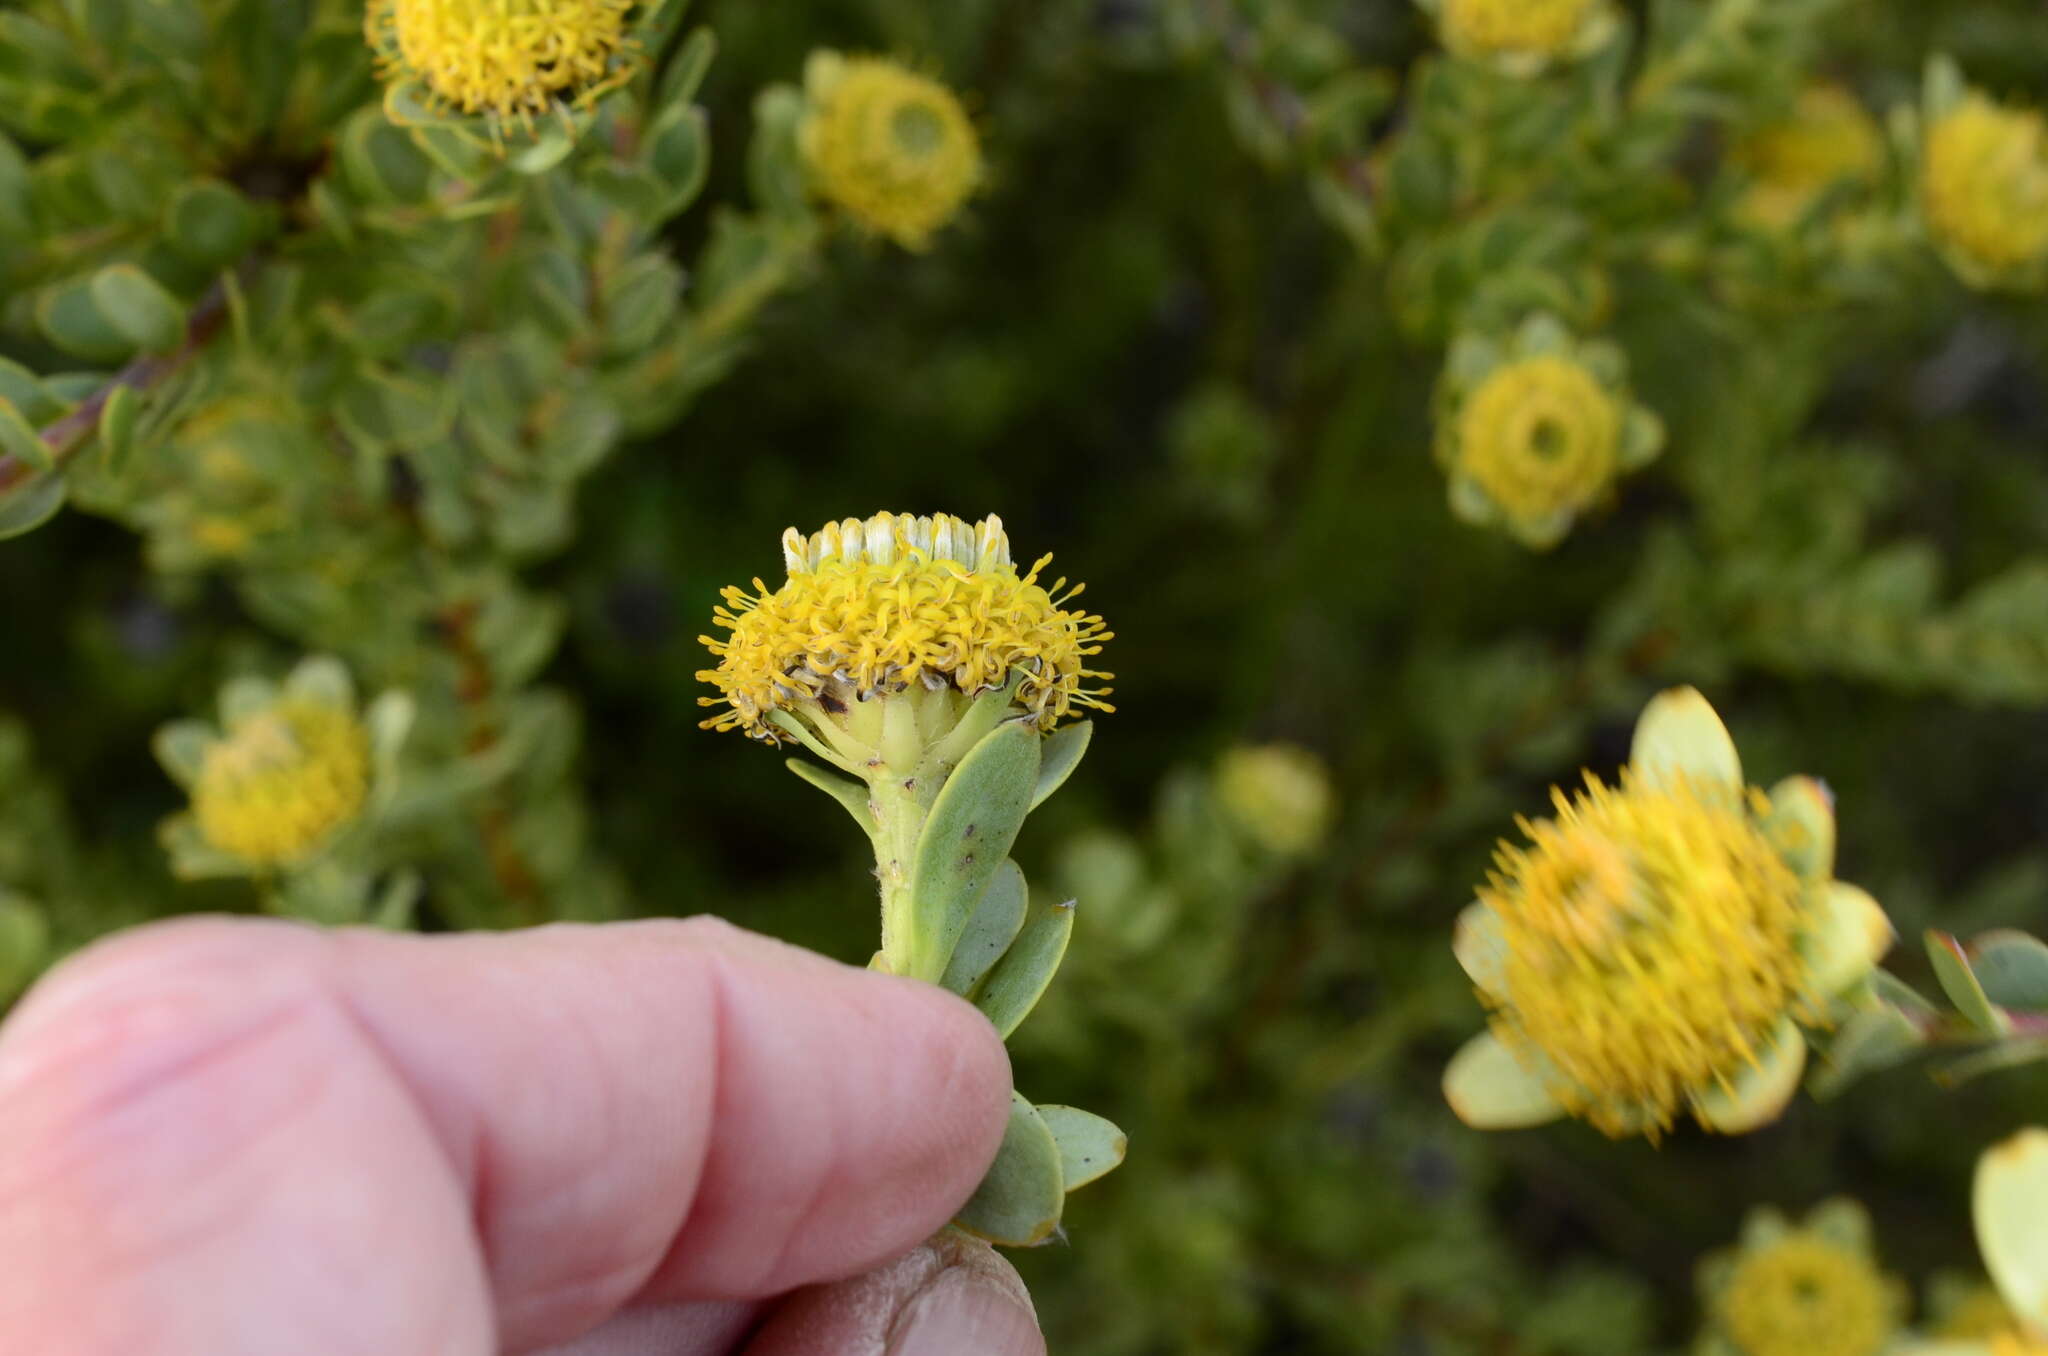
[96,382,137,476]
[657,26,717,109]
[1442,1031,1565,1130]
[954,1093,1064,1247]
[152,720,216,788]
[0,359,57,423]
[0,398,53,473]
[748,85,811,222]
[0,471,65,539]
[1030,720,1092,810]
[973,890,1074,1039]
[165,181,261,266]
[0,891,49,1001]
[903,721,1041,984]
[785,757,870,830]
[1036,1105,1126,1193]
[37,280,131,361]
[643,104,709,212]
[941,858,1029,997]
[1968,930,2048,1011]
[1807,1003,1926,1099]
[1927,930,2012,1034]
[89,265,185,355]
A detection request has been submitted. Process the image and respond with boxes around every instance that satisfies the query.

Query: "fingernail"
[886,1267,1044,1356]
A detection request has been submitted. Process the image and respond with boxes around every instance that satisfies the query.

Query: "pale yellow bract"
[697,512,1111,742]
[365,0,635,120]
[193,699,371,866]
[800,55,981,250]
[1922,95,2048,278]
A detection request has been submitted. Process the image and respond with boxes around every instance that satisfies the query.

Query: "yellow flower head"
[365,0,636,121]
[155,658,412,880]
[1921,92,2048,285]
[194,698,369,867]
[1214,744,1335,858]
[698,512,1111,744]
[1704,1203,1903,1356]
[1444,689,1894,1139]
[800,53,981,250]
[1735,84,1885,230]
[1435,0,1614,73]
[1435,317,1662,551]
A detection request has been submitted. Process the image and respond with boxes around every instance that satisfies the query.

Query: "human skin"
[0,914,1046,1355]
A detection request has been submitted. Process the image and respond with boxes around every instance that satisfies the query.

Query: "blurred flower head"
[1698,1200,1905,1356]
[1426,0,1617,76]
[366,0,637,122]
[1920,73,2048,289]
[1734,84,1885,231]
[800,53,982,250]
[1434,315,1664,551]
[1443,688,1894,1138]
[154,658,412,877]
[1214,743,1335,858]
[697,512,1112,747]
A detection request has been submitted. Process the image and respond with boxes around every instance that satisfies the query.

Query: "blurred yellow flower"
[1922,93,2048,286]
[1433,0,1615,74]
[1700,1202,1904,1356]
[195,699,369,867]
[1215,744,1335,858]
[1435,316,1662,550]
[698,512,1111,745]
[1444,688,1893,1138]
[366,0,636,121]
[800,54,981,250]
[1735,84,1884,230]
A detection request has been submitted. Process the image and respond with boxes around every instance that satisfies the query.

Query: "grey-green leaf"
[1969,930,2048,1011]
[1036,1104,1127,1193]
[1030,720,1092,810]
[904,721,1040,984]
[953,1093,1065,1247]
[0,472,66,540]
[940,858,1028,997]
[0,398,53,473]
[974,891,1075,1039]
[1807,1002,1927,1099]
[1927,930,2011,1034]
[785,757,871,831]
[89,264,185,354]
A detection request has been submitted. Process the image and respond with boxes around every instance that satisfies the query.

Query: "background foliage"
[4,0,2048,1351]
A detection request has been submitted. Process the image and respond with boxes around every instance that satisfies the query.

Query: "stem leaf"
[954,1091,1064,1247]
[940,857,1028,997]
[904,721,1039,983]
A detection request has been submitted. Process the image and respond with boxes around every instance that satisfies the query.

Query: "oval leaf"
[1036,1104,1126,1193]
[973,891,1074,1039]
[1969,930,2048,1011]
[954,1093,1064,1248]
[89,264,185,354]
[0,471,66,539]
[784,757,871,831]
[904,721,1040,984]
[1030,720,1093,810]
[941,858,1029,998]
[1927,930,2011,1034]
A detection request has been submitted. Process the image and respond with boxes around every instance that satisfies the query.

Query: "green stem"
[870,772,935,975]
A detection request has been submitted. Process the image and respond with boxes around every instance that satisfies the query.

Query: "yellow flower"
[1432,0,1616,74]
[800,53,981,250]
[365,0,636,122]
[155,658,412,878]
[697,512,1111,749]
[1699,1202,1904,1356]
[1735,84,1884,231]
[1435,316,1663,551]
[1921,92,2048,286]
[1443,688,1894,1138]
[1214,744,1335,858]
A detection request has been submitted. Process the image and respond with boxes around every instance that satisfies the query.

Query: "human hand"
[0,915,1046,1355]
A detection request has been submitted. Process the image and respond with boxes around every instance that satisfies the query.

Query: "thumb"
[743,1234,1045,1356]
